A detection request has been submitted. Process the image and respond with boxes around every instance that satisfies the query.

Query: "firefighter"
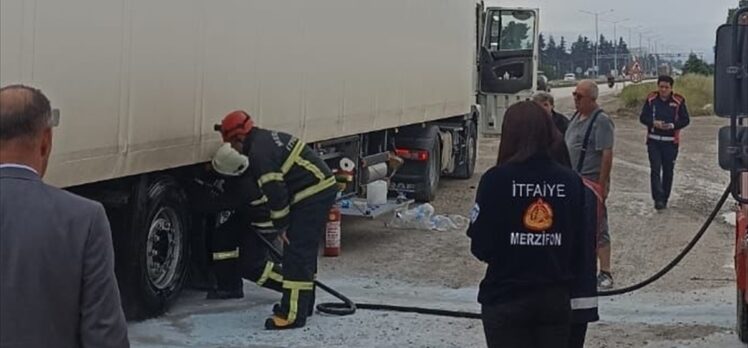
[639,75,690,210]
[190,155,285,300]
[212,110,338,330]
[468,101,588,348]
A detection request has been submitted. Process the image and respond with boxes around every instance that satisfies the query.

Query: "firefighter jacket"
[187,168,271,226]
[241,127,336,231]
[466,155,588,306]
[639,92,690,144]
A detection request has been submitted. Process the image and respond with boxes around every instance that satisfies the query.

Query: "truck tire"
[453,121,477,179]
[119,176,190,320]
[739,288,748,343]
[414,131,441,202]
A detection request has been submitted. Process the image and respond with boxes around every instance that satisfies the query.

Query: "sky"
[486,0,740,62]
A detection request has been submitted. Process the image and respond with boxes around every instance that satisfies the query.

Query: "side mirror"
[718,126,748,170]
[714,23,748,117]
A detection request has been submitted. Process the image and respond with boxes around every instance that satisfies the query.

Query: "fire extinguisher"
[324,205,342,257]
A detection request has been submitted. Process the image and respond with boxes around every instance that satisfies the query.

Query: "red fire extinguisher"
[324,205,342,257]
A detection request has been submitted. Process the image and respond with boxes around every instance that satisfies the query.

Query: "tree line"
[539,33,712,80]
[540,33,639,80]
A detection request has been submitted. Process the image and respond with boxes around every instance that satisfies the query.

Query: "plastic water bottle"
[388,204,469,232]
[449,215,470,229]
[431,215,457,232]
[408,204,433,230]
[388,203,435,230]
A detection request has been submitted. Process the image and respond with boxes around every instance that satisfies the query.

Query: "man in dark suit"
[0,85,129,348]
[533,91,570,135]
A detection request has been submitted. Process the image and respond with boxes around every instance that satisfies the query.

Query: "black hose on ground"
[597,183,730,296]
[255,183,731,318]
[254,227,481,318]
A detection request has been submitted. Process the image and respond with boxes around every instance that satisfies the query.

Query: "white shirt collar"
[0,163,39,175]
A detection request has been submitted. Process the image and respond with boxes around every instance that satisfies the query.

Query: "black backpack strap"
[575,109,604,173]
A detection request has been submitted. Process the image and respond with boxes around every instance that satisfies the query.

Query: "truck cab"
[476,6,540,134]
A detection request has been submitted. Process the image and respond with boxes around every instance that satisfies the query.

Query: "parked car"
[563,73,576,81]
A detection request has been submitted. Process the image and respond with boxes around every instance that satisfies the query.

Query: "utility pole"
[639,33,643,57]
[579,9,614,77]
[604,18,629,76]
[647,37,652,74]
[654,41,659,73]
[626,25,643,68]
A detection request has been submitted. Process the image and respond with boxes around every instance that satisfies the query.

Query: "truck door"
[477,8,539,134]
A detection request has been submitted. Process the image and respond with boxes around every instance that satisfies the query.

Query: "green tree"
[544,35,561,79]
[538,33,547,64]
[727,0,748,23]
[682,53,713,75]
[570,35,593,74]
[500,22,530,50]
[558,36,570,73]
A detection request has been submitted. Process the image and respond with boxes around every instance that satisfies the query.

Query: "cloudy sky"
[487,0,740,61]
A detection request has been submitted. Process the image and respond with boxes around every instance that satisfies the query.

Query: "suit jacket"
[0,166,129,348]
[552,110,570,136]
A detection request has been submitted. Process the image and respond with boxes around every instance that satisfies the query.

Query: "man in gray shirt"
[564,80,615,290]
[0,85,129,348]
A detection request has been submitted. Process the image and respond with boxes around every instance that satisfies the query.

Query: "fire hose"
[255,183,732,319]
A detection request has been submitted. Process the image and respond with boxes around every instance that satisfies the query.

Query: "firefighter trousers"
[238,226,284,293]
[211,212,284,293]
[272,189,337,325]
[210,213,243,292]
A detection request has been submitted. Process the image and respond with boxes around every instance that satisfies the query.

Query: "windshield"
[485,10,536,51]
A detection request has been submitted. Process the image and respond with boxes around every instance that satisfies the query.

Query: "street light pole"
[639,33,643,56]
[579,9,614,77]
[604,18,629,77]
[625,25,641,64]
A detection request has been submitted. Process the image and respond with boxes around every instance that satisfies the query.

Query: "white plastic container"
[366,180,388,206]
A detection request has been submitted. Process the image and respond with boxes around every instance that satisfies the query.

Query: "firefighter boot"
[265,282,314,330]
[272,282,315,317]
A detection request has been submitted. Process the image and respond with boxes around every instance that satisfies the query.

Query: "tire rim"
[146,207,183,290]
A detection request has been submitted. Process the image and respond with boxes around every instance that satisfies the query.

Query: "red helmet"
[215,110,254,142]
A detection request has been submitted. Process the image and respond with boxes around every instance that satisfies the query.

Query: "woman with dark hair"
[467,101,589,348]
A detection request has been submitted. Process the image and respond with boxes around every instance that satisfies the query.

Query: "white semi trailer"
[0,0,538,319]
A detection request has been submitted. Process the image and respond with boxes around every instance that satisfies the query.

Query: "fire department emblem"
[523,198,554,232]
[470,203,480,224]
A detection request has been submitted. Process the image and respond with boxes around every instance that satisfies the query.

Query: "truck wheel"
[120,176,190,320]
[739,288,748,343]
[414,132,441,202]
[453,121,477,179]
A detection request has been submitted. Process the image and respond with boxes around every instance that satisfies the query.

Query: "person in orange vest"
[212,110,337,330]
[639,75,690,210]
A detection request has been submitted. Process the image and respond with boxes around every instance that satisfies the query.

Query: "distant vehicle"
[563,73,576,81]
[658,63,672,77]
[537,73,550,92]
